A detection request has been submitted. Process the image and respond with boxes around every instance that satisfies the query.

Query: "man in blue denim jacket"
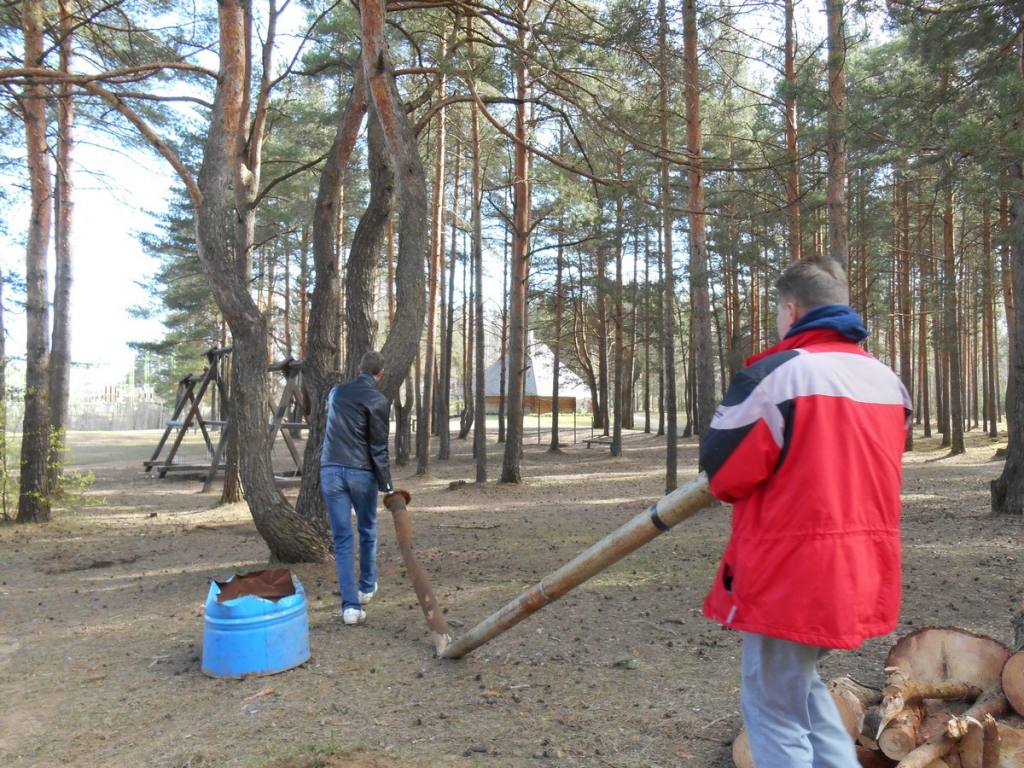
[321,350,393,625]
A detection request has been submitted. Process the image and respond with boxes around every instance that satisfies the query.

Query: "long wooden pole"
[383,490,453,656]
[441,472,716,659]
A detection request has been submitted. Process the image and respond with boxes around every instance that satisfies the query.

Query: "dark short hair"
[359,350,385,376]
[775,255,849,308]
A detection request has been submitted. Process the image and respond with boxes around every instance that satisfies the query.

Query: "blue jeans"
[321,465,379,611]
[741,633,859,768]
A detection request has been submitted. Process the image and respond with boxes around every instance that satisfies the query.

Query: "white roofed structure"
[483,342,591,413]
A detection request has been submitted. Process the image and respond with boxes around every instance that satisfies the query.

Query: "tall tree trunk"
[825,0,848,269]
[501,20,531,484]
[196,0,326,561]
[439,144,460,461]
[465,225,479,444]
[298,223,310,359]
[683,321,694,437]
[413,351,421,455]
[898,172,914,451]
[345,106,393,374]
[360,0,428,402]
[418,82,446,475]
[0,275,7,521]
[596,247,609,435]
[498,251,509,444]
[468,23,488,478]
[659,0,678,492]
[48,0,75,494]
[684,0,715,437]
[1002,192,1016,434]
[460,242,475,441]
[784,0,801,263]
[550,215,565,453]
[992,34,1024,512]
[296,63,366,536]
[919,190,932,438]
[220,0,276,507]
[283,239,293,358]
[17,0,52,524]
[612,153,625,457]
[984,202,998,437]
[943,192,965,455]
[625,240,639,430]
[644,233,652,434]
[395,377,413,466]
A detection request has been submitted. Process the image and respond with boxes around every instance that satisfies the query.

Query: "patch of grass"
[242,739,344,767]
[64,429,167,467]
[246,740,416,768]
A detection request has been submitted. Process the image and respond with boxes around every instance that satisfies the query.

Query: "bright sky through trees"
[0,0,305,396]
[0,137,169,393]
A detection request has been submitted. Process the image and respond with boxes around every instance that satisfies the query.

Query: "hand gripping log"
[382,490,453,656]
[440,471,716,660]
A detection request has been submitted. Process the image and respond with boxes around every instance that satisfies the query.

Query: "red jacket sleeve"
[699,353,796,502]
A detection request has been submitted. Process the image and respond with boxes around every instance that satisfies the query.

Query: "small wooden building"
[482,344,590,414]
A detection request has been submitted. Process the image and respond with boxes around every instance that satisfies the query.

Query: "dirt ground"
[1,425,1022,768]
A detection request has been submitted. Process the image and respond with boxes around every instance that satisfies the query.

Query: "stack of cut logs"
[733,626,1024,767]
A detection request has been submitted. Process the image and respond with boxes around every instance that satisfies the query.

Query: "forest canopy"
[4,0,1024,541]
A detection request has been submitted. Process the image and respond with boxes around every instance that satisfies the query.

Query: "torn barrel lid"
[202,568,310,678]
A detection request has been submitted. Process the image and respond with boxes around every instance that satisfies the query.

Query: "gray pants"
[741,633,859,768]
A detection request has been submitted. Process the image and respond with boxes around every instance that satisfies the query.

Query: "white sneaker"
[342,608,366,625]
[358,583,378,605]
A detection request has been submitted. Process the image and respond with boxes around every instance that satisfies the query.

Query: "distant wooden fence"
[483,395,577,414]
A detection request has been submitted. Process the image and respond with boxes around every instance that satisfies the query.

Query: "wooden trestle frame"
[143,347,310,492]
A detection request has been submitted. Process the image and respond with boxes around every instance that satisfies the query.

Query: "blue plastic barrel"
[202,573,310,678]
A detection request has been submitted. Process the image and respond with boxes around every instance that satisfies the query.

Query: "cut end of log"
[383,489,412,507]
[886,627,1010,693]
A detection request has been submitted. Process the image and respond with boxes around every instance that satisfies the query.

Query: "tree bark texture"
[296,62,366,537]
[359,0,428,403]
[417,83,446,476]
[0,275,7,520]
[784,0,801,263]
[218,0,278,506]
[612,163,625,456]
[345,105,394,376]
[684,0,716,437]
[991,172,1024,512]
[439,146,460,462]
[501,11,532,484]
[596,247,609,435]
[550,219,565,453]
[195,0,326,562]
[469,31,488,480]
[659,0,678,492]
[825,0,849,268]
[48,0,75,493]
[17,0,53,524]
[944,195,965,455]
[1002,193,1017,435]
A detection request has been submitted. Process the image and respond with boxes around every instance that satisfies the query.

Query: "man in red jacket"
[699,256,911,767]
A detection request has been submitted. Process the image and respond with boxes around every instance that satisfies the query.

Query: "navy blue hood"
[785,304,868,343]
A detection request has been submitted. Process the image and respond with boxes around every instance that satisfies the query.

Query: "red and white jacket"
[699,326,911,649]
